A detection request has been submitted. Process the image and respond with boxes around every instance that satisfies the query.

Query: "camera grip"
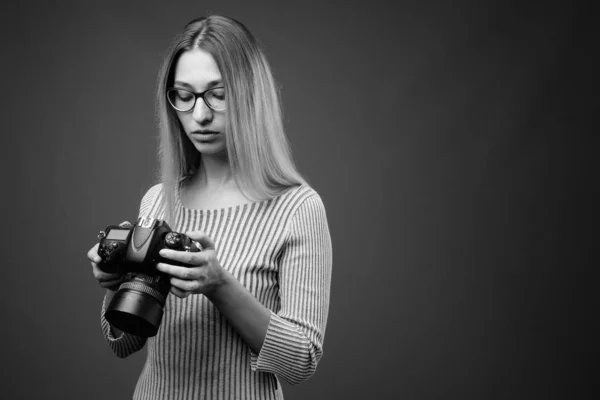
[160,232,201,267]
[164,232,201,252]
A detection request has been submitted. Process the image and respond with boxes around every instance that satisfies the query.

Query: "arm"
[205,272,271,355]
[100,288,148,358]
[247,194,333,384]
[90,247,148,357]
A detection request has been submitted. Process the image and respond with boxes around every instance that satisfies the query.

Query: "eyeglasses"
[166,87,226,112]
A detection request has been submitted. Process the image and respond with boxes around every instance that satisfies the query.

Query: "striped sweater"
[101,183,332,399]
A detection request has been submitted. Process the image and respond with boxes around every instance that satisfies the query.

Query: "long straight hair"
[155,15,305,224]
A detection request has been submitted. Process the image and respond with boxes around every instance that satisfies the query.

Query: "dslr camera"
[97,217,200,337]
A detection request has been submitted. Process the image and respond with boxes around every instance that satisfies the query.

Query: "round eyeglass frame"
[166,87,226,112]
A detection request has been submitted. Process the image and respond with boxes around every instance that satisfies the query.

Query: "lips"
[190,130,220,142]
[192,130,219,135]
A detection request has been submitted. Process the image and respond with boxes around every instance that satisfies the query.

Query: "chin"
[192,143,227,156]
[187,134,226,155]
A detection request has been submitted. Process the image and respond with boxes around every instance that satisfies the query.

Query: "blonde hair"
[155,15,305,224]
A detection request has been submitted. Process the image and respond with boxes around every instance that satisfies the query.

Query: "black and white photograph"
[1,0,595,399]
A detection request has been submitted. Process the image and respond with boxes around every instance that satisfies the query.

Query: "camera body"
[97,217,200,337]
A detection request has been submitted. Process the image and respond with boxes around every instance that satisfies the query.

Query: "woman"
[87,15,332,400]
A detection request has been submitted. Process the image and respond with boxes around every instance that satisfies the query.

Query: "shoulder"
[277,184,331,247]
[276,184,328,222]
[273,183,318,207]
[140,183,164,204]
[138,183,165,217]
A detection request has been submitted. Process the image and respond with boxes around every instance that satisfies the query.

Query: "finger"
[185,231,215,250]
[170,286,190,299]
[189,240,202,252]
[99,278,124,289]
[91,262,122,280]
[159,249,206,266]
[119,221,133,228]
[170,277,201,292]
[87,244,101,262]
[156,262,199,280]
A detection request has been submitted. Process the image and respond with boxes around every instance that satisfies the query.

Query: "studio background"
[1,0,594,399]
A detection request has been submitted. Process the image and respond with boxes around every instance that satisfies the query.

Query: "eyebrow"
[173,79,222,90]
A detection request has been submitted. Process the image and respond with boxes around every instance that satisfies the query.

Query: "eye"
[175,90,193,101]
[210,88,225,100]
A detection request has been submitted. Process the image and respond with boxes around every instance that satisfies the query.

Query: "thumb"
[185,230,215,251]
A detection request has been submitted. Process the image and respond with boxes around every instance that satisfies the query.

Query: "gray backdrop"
[1,0,595,399]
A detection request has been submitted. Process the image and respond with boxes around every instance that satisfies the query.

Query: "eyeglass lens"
[167,88,226,111]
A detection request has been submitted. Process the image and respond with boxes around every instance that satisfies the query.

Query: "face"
[170,48,227,156]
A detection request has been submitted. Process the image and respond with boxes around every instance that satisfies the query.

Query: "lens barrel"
[105,274,170,337]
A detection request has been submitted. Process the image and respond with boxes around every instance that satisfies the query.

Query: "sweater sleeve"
[250,192,333,384]
[99,184,163,357]
[101,294,148,358]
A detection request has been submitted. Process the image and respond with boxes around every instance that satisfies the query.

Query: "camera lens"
[105,273,171,337]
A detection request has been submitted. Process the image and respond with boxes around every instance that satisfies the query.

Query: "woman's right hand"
[88,243,125,289]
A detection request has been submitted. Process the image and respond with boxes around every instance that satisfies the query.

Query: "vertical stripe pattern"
[100,183,332,399]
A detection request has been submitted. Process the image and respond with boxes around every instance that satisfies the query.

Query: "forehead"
[173,48,221,88]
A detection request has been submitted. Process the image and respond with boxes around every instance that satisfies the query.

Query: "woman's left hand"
[156,231,227,298]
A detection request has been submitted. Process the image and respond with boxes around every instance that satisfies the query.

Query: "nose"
[192,98,213,124]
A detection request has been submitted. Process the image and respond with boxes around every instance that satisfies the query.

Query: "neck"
[194,153,233,190]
